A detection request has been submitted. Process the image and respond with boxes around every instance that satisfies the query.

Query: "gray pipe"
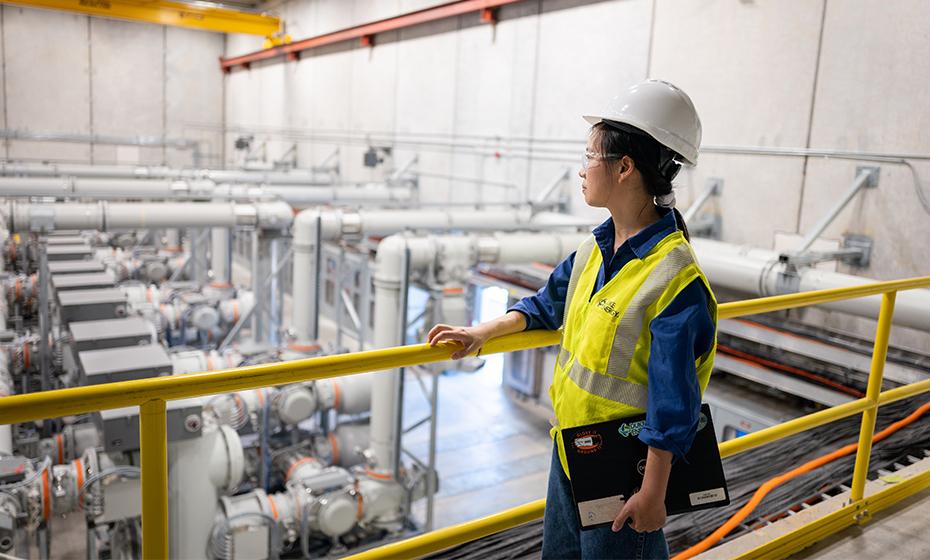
[5,200,293,232]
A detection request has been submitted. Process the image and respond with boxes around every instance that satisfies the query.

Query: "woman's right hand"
[427,324,489,360]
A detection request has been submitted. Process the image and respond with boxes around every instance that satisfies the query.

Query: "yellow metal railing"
[0,275,928,558]
[345,276,930,560]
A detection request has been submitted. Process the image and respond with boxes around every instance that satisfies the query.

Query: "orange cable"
[718,344,865,399]
[41,469,50,521]
[74,459,84,507]
[673,400,930,560]
[328,433,340,466]
[266,494,279,520]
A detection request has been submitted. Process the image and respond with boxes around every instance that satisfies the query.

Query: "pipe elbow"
[255,201,294,230]
[374,234,410,283]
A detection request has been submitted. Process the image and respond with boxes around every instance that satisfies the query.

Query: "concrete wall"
[0,6,225,166]
[228,0,927,349]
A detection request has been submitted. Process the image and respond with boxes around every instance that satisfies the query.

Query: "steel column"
[849,291,897,502]
[140,399,168,559]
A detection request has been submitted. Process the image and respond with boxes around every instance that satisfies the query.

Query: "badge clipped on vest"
[560,403,730,530]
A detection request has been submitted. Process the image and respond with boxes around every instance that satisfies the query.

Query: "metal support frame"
[785,167,879,264]
[220,0,526,71]
[849,292,896,503]
[392,246,411,480]
[532,166,572,212]
[341,279,930,560]
[37,243,50,394]
[250,229,261,339]
[683,177,722,223]
[1,275,928,557]
[140,399,167,559]
[401,366,440,532]
[218,245,293,351]
[167,229,211,283]
[323,243,374,349]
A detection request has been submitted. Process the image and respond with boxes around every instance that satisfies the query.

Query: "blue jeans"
[542,445,670,560]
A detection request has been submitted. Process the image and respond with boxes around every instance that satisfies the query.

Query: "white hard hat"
[583,79,702,166]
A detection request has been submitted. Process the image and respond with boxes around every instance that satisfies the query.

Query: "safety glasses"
[582,151,622,171]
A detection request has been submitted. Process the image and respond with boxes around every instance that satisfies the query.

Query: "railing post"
[849,291,897,506]
[140,399,168,559]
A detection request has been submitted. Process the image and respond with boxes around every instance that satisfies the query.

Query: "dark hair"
[591,121,691,241]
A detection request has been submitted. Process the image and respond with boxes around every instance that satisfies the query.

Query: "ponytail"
[672,207,691,242]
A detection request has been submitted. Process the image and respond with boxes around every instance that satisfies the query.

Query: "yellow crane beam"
[1,0,280,36]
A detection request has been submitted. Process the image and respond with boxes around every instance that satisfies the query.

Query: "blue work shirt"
[508,207,715,458]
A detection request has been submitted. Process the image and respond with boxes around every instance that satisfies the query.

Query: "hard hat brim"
[581,114,699,166]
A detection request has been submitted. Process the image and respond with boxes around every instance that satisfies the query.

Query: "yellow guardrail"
[345,275,930,560]
[0,275,928,558]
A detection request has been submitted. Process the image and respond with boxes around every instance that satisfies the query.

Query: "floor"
[404,366,554,530]
[789,486,930,559]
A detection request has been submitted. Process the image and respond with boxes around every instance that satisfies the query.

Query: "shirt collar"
[592,206,678,260]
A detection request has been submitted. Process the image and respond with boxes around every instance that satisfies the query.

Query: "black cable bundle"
[428,397,930,560]
[665,396,930,554]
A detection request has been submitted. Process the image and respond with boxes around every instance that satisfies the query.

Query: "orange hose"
[673,400,930,560]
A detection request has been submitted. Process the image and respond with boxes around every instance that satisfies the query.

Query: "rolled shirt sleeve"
[638,279,716,459]
[507,251,575,332]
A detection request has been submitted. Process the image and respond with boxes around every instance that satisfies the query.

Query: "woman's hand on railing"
[427,324,490,360]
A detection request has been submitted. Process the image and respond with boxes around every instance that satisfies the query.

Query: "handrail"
[345,276,930,560]
[343,379,928,560]
[1,275,929,558]
[4,276,927,423]
[0,329,561,425]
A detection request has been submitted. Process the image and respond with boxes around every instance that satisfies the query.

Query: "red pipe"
[220,0,526,72]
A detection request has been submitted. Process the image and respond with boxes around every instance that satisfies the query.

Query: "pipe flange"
[234,205,258,227]
[341,212,362,239]
[476,237,499,263]
[98,201,108,232]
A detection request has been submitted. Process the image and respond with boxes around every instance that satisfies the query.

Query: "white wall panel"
[393,18,459,201]
[165,27,225,167]
[451,10,531,204]
[650,0,823,246]
[90,19,164,164]
[651,0,823,147]
[4,7,91,161]
[800,0,930,249]
[221,0,930,349]
[531,0,652,220]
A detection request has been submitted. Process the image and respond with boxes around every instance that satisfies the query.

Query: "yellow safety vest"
[549,230,717,476]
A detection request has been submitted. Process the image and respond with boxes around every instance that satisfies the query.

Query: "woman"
[428,80,717,559]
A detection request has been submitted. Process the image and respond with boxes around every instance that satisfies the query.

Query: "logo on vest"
[573,430,603,454]
[698,412,708,432]
[617,420,646,438]
[595,298,620,319]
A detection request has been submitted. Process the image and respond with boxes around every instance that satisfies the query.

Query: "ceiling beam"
[2,0,280,36]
